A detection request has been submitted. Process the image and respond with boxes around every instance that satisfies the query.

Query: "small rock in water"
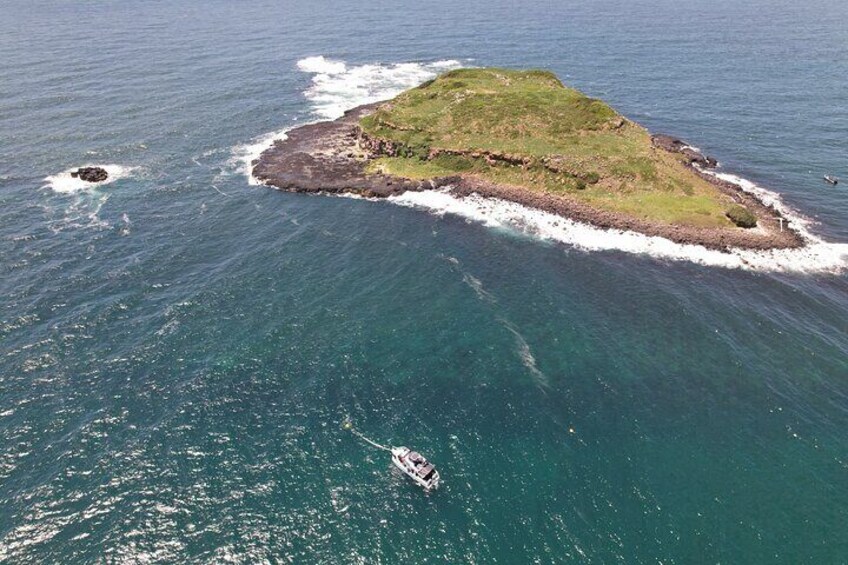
[70,166,108,183]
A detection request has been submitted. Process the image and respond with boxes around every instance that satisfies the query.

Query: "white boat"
[344,421,441,491]
[824,175,839,185]
[391,446,440,490]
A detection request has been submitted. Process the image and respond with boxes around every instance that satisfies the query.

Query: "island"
[253,68,803,251]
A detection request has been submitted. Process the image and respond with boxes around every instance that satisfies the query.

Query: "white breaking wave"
[388,189,848,274]
[233,56,464,184]
[296,56,463,120]
[231,127,292,186]
[43,165,136,194]
[699,168,808,232]
[296,55,347,75]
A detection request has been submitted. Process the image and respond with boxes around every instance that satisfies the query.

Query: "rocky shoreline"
[252,103,804,251]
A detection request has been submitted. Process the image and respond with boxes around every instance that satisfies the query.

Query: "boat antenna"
[343,420,392,452]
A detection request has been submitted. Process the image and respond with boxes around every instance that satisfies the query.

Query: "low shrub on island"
[726,205,758,228]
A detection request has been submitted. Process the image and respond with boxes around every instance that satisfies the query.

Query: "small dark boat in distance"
[824,175,838,185]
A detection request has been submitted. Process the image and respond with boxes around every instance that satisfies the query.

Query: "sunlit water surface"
[1,0,847,562]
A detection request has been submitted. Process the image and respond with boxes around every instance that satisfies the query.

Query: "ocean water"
[2,0,847,562]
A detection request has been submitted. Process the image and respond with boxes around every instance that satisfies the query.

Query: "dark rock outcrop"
[651,135,717,168]
[70,167,108,183]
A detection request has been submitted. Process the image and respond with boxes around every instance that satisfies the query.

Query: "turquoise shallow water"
[1,0,847,562]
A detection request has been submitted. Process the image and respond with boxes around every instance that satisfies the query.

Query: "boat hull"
[391,447,440,490]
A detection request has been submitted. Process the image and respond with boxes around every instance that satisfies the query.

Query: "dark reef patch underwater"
[2,0,847,562]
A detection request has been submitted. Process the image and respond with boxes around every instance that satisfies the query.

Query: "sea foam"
[234,56,464,184]
[296,56,463,120]
[296,55,348,75]
[231,127,292,186]
[388,189,848,274]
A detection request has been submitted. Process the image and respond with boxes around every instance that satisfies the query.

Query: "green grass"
[360,68,746,228]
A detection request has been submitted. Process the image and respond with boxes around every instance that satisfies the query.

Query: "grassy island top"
[360,68,744,228]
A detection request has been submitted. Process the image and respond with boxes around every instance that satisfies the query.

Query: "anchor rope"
[343,421,392,452]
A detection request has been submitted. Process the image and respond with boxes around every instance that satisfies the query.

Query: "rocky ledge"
[252,104,804,252]
[253,104,457,197]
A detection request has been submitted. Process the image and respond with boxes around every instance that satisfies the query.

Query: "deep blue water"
[1,0,847,562]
